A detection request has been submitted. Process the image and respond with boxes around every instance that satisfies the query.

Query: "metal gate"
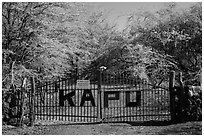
[100,72,170,122]
[34,71,171,123]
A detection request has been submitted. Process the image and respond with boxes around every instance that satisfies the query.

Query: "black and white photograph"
[2,1,202,135]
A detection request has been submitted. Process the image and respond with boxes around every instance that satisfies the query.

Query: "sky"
[89,2,198,31]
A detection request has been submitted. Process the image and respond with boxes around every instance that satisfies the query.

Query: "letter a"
[80,89,96,106]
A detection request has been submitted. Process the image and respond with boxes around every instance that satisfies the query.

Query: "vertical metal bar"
[130,77,133,122]
[153,82,155,121]
[95,84,97,122]
[41,86,44,120]
[71,80,73,122]
[87,89,89,122]
[60,81,62,121]
[36,86,38,120]
[86,89,88,122]
[149,82,152,121]
[43,85,45,120]
[57,81,60,121]
[123,73,125,122]
[143,80,146,121]
[160,88,162,120]
[46,82,48,120]
[119,73,122,122]
[51,82,53,120]
[127,77,130,122]
[43,85,46,120]
[111,73,113,122]
[92,84,94,123]
[42,85,44,120]
[138,79,141,121]
[113,73,116,122]
[50,83,52,120]
[82,89,84,122]
[88,86,91,123]
[47,82,49,120]
[30,76,35,127]
[53,82,55,120]
[64,80,66,121]
[142,80,144,121]
[48,82,50,121]
[178,72,185,123]
[152,83,154,121]
[74,80,76,122]
[76,88,78,122]
[75,88,78,122]
[50,84,54,120]
[157,88,159,121]
[92,84,94,122]
[59,81,61,121]
[49,83,51,120]
[125,74,127,122]
[102,71,105,122]
[59,80,61,121]
[157,88,162,119]
[45,82,47,120]
[133,77,136,121]
[97,69,102,122]
[68,80,70,121]
[67,79,70,121]
[138,80,140,121]
[169,70,176,123]
[63,80,65,121]
[147,82,150,121]
[154,84,157,121]
[55,81,57,121]
[60,80,62,121]
[136,78,139,121]
[74,81,77,122]
[77,89,79,122]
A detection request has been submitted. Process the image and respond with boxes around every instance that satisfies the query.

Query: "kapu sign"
[76,80,91,89]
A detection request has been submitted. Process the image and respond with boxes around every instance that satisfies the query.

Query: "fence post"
[178,72,185,123]
[169,70,176,123]
[97,68,102,122]
[30,76,35,126]
[19,78,27,126]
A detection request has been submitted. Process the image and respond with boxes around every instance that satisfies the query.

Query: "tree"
[2,2,92,88]
[2,2,52,88]
[2,2,119,89]
[124,3,202,85]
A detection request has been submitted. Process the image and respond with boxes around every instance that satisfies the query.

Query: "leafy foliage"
[125,3,202,85]
[2,2,112,88]
[2,2,202,90]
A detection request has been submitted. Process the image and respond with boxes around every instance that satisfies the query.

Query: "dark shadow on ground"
[126,121,172,126]
[34,120,173,127]
[34,121,102,126]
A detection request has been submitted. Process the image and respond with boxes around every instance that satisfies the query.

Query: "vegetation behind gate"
[2,2,202,126]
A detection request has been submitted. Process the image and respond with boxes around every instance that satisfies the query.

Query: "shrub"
[183,86,202,121]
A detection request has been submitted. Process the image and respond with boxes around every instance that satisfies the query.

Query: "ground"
[2,121,202,135]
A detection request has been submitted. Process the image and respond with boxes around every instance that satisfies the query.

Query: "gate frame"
[169,71,176,123]
[31,69,175,124]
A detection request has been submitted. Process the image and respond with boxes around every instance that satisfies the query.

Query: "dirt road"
[2,121,202,135]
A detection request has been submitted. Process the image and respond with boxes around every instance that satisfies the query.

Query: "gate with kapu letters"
[34,70,171,123]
